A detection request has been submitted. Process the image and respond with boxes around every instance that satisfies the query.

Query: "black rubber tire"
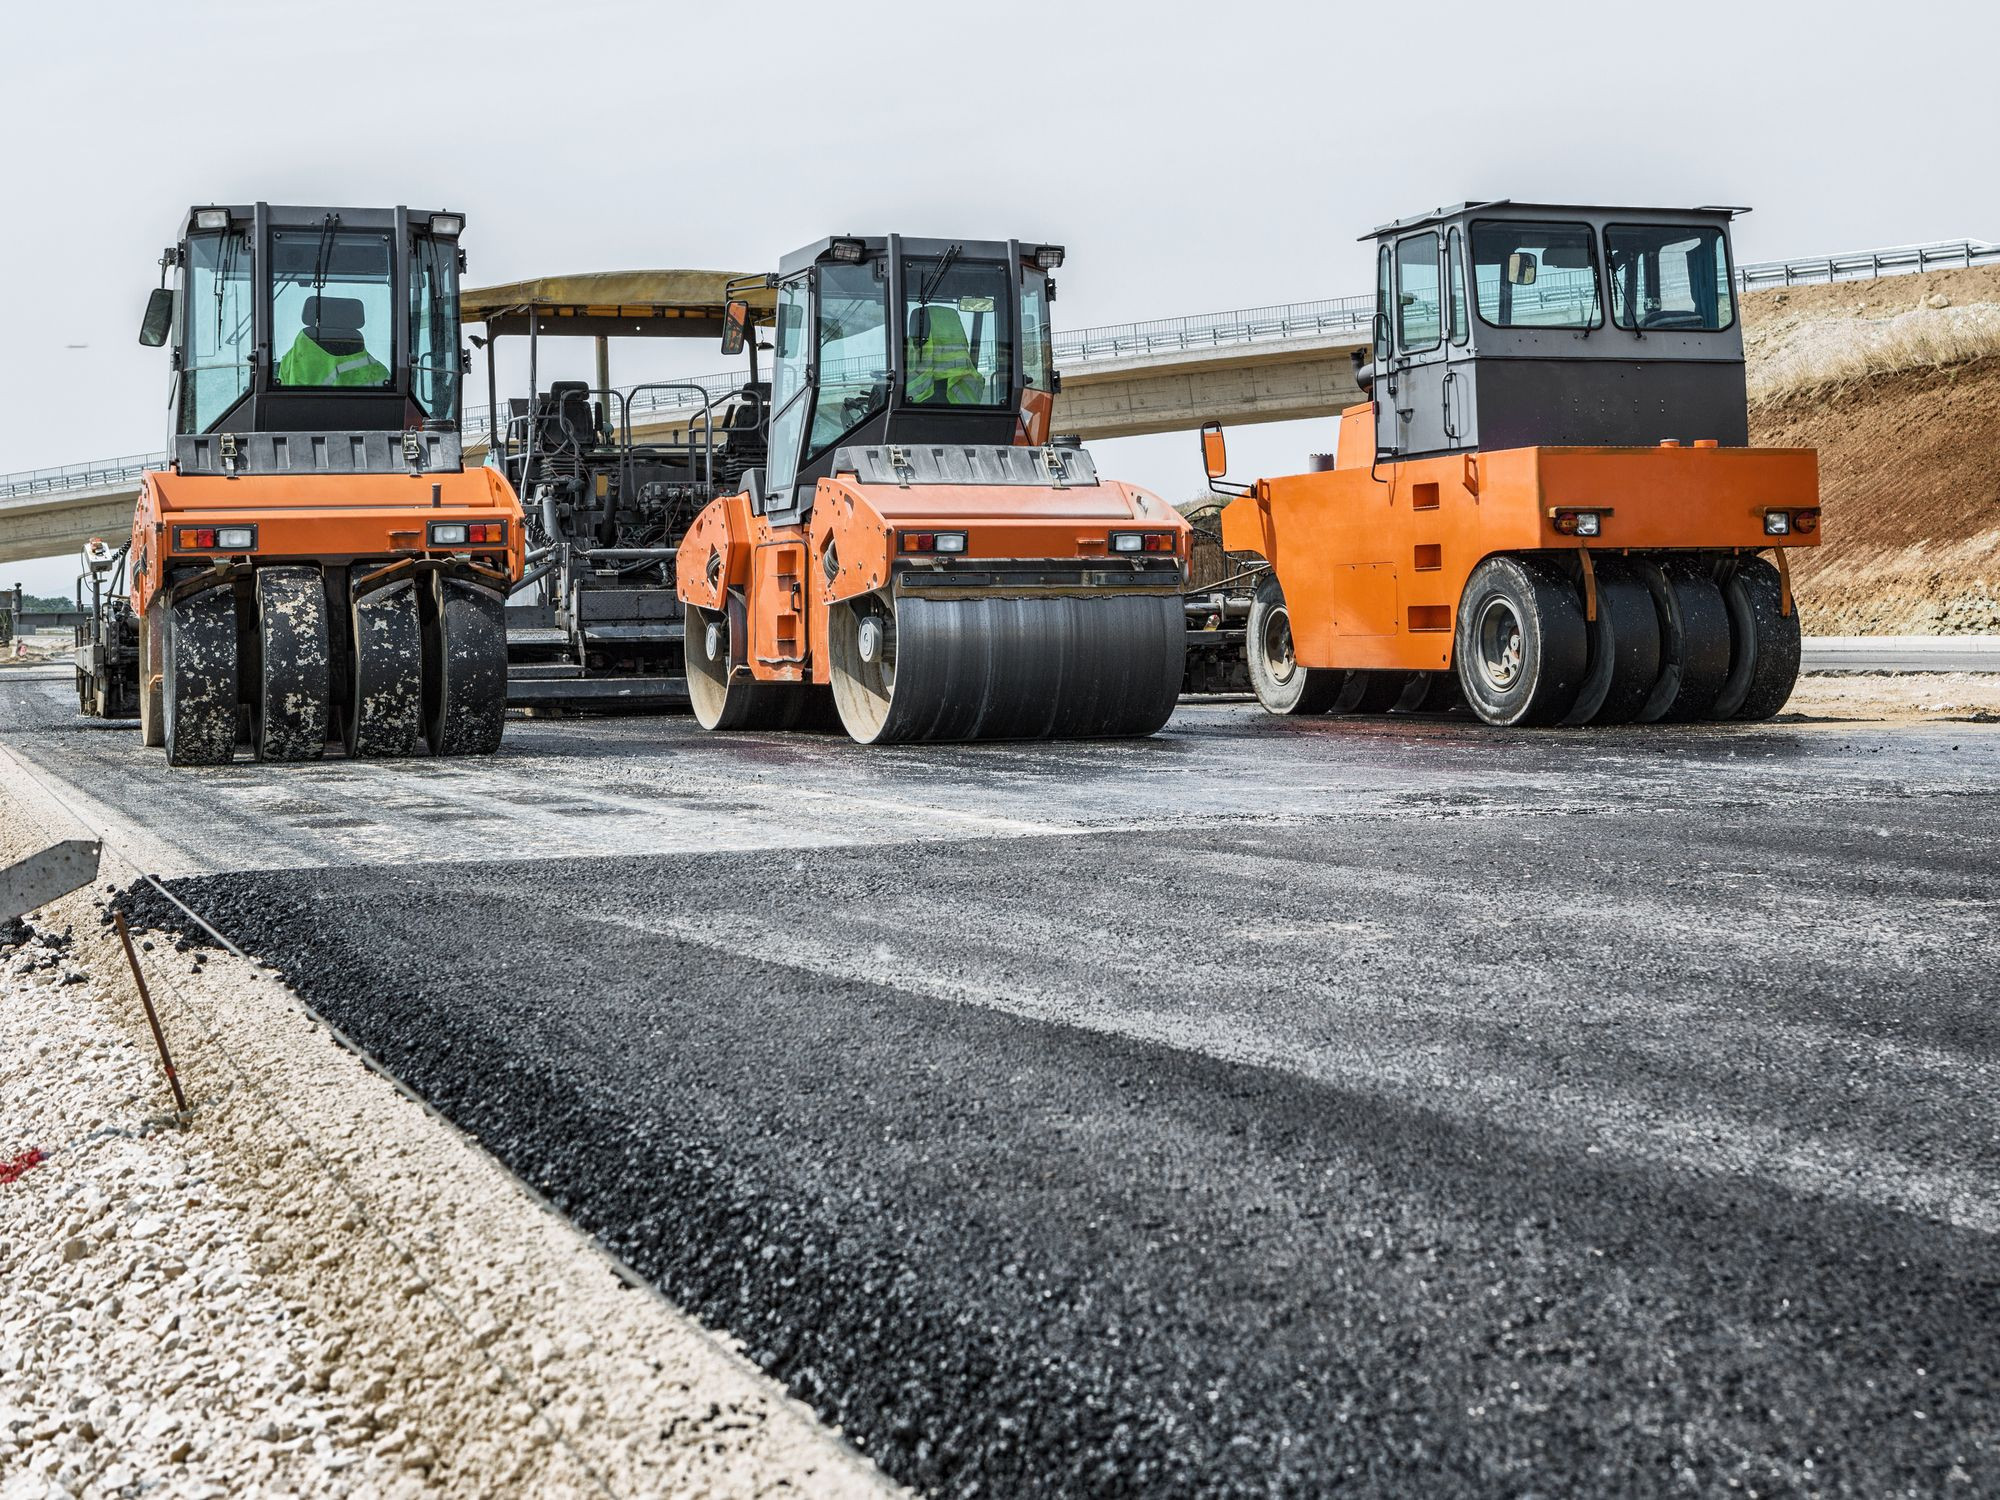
[829,591,1185,745]
[1246,575,1346,715]
[424,575,507,756]
[686,601,818,731]
[254,567,331,761]
[1561,561,1663,726]
[1711,555,1802,721]
[347,580,424,757]
[138,599,165,748]
[1643,561,1733,723]
[162,586,239,766]
[1332,670,1408,715]
[1453,555,1588,727]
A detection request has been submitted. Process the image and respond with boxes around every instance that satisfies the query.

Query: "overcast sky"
[4,0,1993,594]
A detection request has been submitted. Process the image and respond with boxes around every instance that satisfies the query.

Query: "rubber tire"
[829,591,1185,745]
[686,602,818,732]
[254,567,331,762]
[138,600,165,748]
[1711,556,1802,721]
[1561,561,1663,726]
[1643,561,1733,723]
[1246,575,1346,715]
[1332,670,1408,715]
[162,586,239,766]
[347,580,424,757]
[424,576,507,756]
[1453,556,1588,727]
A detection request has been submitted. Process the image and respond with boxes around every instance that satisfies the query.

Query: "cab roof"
[460,270,778,339]
[1364,201,1751,240]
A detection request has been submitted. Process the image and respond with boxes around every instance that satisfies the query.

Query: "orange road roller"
[677,235,1189,743]
[1204,201,1820,727]
[130,203,523,765]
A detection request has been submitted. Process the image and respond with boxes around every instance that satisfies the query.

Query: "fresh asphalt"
[5,666,1996,1497]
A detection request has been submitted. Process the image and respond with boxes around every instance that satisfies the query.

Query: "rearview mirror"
[1200,421,1228,481]
[138,287,174,347]
[720,299,750,357]
[1506,252,1539,286]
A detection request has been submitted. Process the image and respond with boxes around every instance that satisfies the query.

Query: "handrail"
[6,235,1996,501]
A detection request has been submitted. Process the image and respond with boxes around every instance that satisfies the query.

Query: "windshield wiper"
[913,244,961,313]
[310,212,340,297]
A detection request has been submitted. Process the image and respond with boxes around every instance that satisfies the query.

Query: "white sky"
[3,0,1993,594]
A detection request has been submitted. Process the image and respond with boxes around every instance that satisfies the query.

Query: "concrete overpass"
[7,233,1995,565]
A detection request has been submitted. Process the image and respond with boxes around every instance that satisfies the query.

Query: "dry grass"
[1748,303,2000,399]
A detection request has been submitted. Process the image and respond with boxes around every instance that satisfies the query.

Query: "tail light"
[899,530,967,554]
[175,525,256,552]
[1552,511,1602,537]
[1110,531,1177,554]
[430,520,506,547]
[1792,510,1819,535]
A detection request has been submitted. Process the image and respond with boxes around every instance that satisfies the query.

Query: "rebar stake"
[112,910,187,1116]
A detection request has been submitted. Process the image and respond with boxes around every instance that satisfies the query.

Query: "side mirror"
[720,299,750,357]
[138,287,174,348]
[1506,251,1539,286]
[1200,421,1228,481]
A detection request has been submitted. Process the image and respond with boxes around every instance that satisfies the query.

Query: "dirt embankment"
[1743,264,2000,634]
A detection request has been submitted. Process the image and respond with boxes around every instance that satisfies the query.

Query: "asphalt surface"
[1802,636,2000,673]
[5,666,1998,1496]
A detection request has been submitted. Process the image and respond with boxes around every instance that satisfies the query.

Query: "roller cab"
[677,235,1189,743]
[128,203,523,764]
[1205,200,1821,728]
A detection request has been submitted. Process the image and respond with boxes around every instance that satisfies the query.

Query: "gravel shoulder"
[0,772,895,1500]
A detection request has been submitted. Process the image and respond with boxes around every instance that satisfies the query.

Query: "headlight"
[1764,510,1791,536]
[1110,532,1143,553]
[429,522,468,546]
[214,526,256,550]
[193,208,230,231]
[428,213,464,236]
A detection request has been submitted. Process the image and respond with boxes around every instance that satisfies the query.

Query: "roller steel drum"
[830,593,1186,745]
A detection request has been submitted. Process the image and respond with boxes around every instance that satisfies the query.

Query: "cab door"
[1440,226,1478,450]
[1386,230,1450,458]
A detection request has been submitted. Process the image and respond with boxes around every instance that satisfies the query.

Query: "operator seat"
[906,307,985,405]
[277,296,387,387]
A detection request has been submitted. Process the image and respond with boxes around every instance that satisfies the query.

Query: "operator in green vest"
[905,304,988,405]
[277,294,390,387]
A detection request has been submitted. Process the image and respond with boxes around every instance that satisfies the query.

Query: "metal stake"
[111,910,187,1116]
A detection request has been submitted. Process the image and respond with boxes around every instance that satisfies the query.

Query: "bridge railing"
[0,450,167,503]
[1735,238,2000,291]
[7,235,1998,501]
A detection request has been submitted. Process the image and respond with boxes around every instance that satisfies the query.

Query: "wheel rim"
[1258,605,1298,686]
[1475,597,1526,693]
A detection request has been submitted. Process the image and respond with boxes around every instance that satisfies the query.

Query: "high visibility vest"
[276,333,389,388]
[905,310,986,405]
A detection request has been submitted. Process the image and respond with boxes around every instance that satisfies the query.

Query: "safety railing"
[0,450,167,503]
[8,235,1997,500]
[460,366,755,441]
[1054,294,1376,364]
[1735,238,2000,291]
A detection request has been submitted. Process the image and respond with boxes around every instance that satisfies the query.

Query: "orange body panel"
[677,472,1188,685]
[1219,402,1821,672]
[129,465,523,617]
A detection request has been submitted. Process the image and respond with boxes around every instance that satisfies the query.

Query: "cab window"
[1396,233,1442,351]
[1447,227,1468,345]
[182,230,253,432]
[409,236,459,422]
[1470,220,1602,330]
[1605,224,1735,331]
[809,258,891,455]
[1019,269,1052,393]
[1374,245,1392,358]
[903,253,1011,407]
[764,276,811,495]
[269,226,395,388]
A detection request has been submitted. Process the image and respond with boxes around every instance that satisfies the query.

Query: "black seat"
[301,295,366,355]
